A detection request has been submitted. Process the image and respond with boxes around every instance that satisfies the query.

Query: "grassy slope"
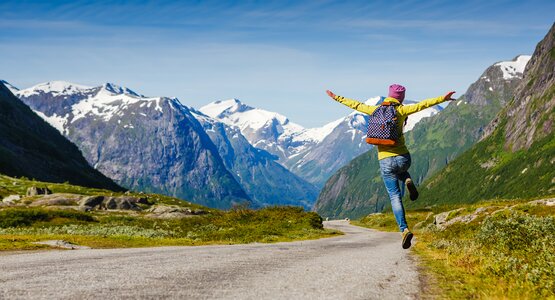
[408,85,555,209]
[355,199,555,299]
[0,175,339,251]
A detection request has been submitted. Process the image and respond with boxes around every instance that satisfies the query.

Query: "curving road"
[0,221,420,299]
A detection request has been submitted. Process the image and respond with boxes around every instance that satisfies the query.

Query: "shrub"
[0,208,94,228]
[476,211,555,296]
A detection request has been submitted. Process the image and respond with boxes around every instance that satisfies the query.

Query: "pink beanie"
[388,84,406,101]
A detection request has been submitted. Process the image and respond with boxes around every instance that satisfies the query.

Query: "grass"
[0,206,340,250]
[0,175,340,251]
[354,198,555,299]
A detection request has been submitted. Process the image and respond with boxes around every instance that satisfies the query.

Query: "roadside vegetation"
[354,198,555,299]
[0,175,339,251]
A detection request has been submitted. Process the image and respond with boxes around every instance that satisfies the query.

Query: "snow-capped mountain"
[16,81,250,209]
[191,109,318,208]
[201,96,442,187]
[0,81,121,191]
[200,99,307,160]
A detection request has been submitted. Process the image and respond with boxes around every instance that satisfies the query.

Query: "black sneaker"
[402,229,414,249]
[406,178,419,201]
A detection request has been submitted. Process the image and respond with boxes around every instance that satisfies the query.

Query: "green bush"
[0,208,94,228]
[476,211,555,295]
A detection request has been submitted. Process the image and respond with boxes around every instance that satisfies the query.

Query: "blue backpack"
[366,102,401,145]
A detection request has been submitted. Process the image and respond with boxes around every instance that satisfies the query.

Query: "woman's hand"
[444,91,456,100]
[326,90,337,99]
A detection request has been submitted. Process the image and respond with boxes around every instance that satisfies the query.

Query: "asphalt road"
[0,221,420,300]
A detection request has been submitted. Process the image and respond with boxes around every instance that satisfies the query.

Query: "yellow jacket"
[333,95,448,160]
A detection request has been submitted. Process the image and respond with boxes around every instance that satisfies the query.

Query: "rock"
[29,194,82,207]
[117,196,149,205]
[434,208,464,228]
[79,195,105,208]
[101,197,139,210]
[26,187,52,197]
[33,240,91,250]
[79,195,145,211]
[2,195,21,203]
[528,198,555,206]
[435,207,490,230]
[146,205,197,219]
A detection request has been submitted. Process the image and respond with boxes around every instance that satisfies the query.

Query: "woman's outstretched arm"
[398,91,456,116]
[326,90,378,115]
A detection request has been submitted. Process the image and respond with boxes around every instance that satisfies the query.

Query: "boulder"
[79,195,105,208]
[26,187,52,197]
[78,195,145,211]
[29,194,82,207]
[2,195,21,204]
[434,207,490,230]
[102,197,140,211]
[117,196,148,205]
[146,205,197,219]
[32,240,91,250]
[528,198,555,206]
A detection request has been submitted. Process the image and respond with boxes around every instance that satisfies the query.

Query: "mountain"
[412,23,555,207]
[314,55,530,219]
[1,80,19,94]
[200,97,442,187]
[191,110,318,209]
[16,82,250,209]
[0,81,121,191]
[199,99,306,161]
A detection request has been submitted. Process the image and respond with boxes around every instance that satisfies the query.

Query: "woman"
[326,84,456,249]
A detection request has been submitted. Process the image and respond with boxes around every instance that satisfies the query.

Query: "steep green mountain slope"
[0,82,122,191]
[411,23,555,207]
[315,56,528,219]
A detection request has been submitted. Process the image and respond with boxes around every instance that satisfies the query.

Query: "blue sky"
[1,0,553,127]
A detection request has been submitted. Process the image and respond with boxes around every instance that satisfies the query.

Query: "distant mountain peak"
[201,98,254,119]
[101,83,142,97]
[200,99,303,132]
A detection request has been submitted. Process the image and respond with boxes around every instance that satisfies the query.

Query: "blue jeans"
[379,153,412,232]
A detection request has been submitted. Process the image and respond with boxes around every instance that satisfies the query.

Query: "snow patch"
[495,55,531,80]
[33,110,68,135]
[71,86,164,123]
[17,81,91,97]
